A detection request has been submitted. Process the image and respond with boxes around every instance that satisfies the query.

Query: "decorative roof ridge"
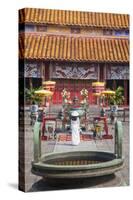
[20,7,129,15]
[19,8,129,29]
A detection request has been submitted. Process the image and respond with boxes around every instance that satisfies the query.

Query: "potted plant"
[25,87,42,105]
[108,86,124,123]
[108,86,124,106]
[61,89,71,106]
[80,88,89,112]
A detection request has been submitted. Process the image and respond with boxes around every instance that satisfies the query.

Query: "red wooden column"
[124,80,128,106]
[41,62,45,85]
[99,64,104,81]
[113,80,116,90]
[29,78,33,89]
[45,61,50,81]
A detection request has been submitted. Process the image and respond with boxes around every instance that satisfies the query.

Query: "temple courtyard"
[23,105,129,192]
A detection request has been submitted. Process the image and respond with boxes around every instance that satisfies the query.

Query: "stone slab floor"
[23,110,129,192]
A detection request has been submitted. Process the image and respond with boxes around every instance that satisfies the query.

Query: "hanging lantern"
[101,90,115,96]
[92,82,105,105]
[93,93,101,97]
[34,89,53,97]
[92,82,105,95]
[43,81,56,92]
[35,89,53,107]
[100,90,116,106]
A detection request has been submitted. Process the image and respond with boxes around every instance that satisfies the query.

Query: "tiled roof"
[19,8,129,29]
[19,34,129,63]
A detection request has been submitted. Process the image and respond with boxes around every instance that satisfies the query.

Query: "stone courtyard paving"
[24,107,129,192]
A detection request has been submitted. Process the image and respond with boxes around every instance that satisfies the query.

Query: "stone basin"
[32,121,123,181]
[32,151,124,179]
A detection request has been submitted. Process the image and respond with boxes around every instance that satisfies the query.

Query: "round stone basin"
[32,151,124,179]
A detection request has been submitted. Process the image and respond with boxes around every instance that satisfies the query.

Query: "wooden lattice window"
[103,29,113,36]
[36,25,47,32]
[25,24,35,32]
[71,27,80,34]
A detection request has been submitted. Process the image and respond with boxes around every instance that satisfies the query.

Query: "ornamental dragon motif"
[106,65,129,80]
[24,63,41,78]
[50,62,98,79]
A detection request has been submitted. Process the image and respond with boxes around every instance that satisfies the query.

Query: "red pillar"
[113,80,116,90]
[45,61,50,81]
[124,80,128,106]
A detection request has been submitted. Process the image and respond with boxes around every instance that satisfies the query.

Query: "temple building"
[19,8,129,105]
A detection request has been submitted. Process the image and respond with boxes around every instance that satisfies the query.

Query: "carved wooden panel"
[36,25,47,32]
[50,62,98,80]
[24,63,41,78]
[106,65,129,80]
[47,25,70,33]
[81,28,103,35]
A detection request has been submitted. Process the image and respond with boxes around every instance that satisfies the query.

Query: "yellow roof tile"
[19,33,129,63]
[19,8,129,29]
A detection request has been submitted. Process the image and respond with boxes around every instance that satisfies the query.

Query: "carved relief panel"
[24,63,41,78]
[106,65,129,80]
[50,62,98,80]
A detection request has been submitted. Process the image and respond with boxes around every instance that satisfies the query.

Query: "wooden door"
[52,79,95,104]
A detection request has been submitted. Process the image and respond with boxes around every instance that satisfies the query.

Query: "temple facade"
[19,8,129,104]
